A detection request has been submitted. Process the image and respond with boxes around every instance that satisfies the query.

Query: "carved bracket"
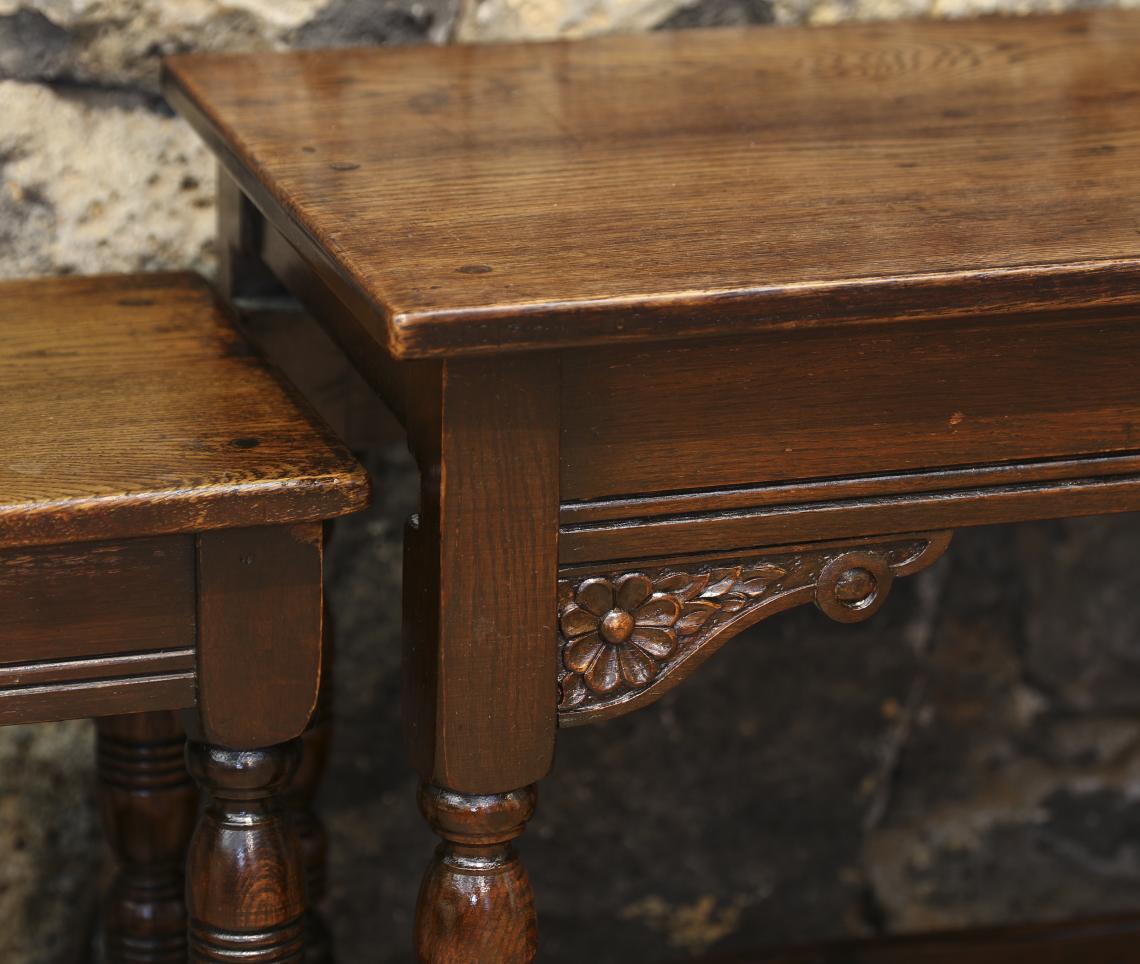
[557,532,952,726]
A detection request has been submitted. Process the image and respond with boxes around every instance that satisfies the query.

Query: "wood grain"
[223,225,1140,562]
[560,472,1140,564]
[0,537,194,664]
[166,11,1140,357]
[403,357,560,794]
[560,311,1140,500]
[0,273,368,549]
[0,537,198,723]
[183,13,1140,959]
[415,785,538,964]
[195,523,324,750]
[185,740,306,962]
[555,304,1140,560]
[0,273,351,958]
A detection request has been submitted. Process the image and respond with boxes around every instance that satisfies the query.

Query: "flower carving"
[557,561,793,710]
[559,575,681,706]
[557,536,953,721]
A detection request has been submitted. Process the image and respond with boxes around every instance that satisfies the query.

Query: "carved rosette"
[557,533,952,725]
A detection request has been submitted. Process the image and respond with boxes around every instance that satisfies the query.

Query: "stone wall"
[2,1,1140,962]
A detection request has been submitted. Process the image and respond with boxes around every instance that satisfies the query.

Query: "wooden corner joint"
[556,532,953,727]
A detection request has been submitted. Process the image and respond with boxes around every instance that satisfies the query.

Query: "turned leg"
[185,740,307,963]
[97,711,198,963]
[403,359,559,961]
[415,784,538,963]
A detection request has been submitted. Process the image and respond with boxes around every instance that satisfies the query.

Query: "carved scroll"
[557,532,952,725]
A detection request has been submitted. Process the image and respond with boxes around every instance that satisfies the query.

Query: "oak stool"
[0,273,369,961]
[164,10,1140,961]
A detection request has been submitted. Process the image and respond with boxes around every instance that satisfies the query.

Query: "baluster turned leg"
[97,711,198,964]
[185,740,307,963]
[415,784,538,964]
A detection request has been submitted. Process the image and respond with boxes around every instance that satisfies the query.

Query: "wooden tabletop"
[165,11,1140,357]
[0,273,368,549]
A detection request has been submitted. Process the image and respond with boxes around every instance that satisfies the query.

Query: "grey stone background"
[3,0,1140,961]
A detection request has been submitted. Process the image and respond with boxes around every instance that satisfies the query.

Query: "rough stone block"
[0,81,214,279]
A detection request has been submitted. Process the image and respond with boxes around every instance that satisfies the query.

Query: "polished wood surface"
[0,537,197,724]
[0,537,194,666]
[206,138,1140,964]
[561,310,1140,500]
[415,785,538,963]
[166,11,1140,357]
[243,198,1140,562]
[195,523,324,751]
[402,357,560,794]
[185,741,307,962]
[0,273,368,549]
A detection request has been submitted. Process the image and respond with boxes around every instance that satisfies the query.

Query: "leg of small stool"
[185,740,306,962]
[186,522,327,964]
[97,711,197,963]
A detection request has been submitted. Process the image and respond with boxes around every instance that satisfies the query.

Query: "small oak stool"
[0,273,369,961]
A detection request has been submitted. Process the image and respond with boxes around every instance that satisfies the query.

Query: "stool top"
[165,11,1140,359]
[0,273,369,549]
